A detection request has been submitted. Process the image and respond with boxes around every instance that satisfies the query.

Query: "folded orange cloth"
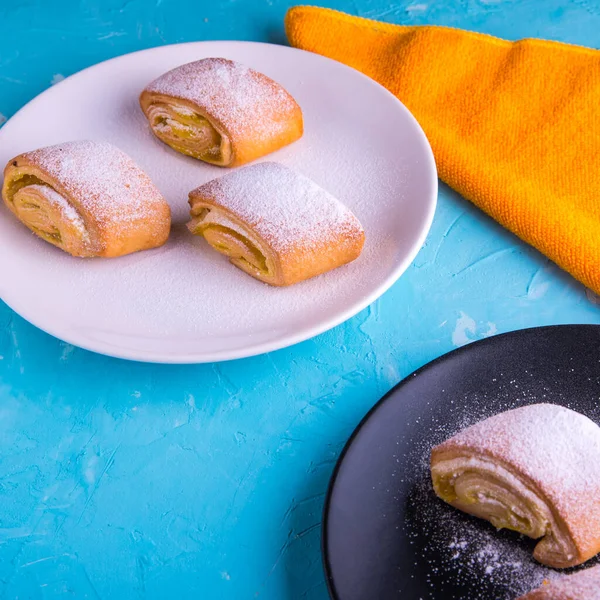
[286,6,600,294]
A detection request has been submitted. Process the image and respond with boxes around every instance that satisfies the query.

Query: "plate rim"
[0,40,438,364]
[321,323,600,599]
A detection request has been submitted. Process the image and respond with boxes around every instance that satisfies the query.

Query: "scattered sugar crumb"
[400,387,588,598]
[0,113,6,126]
[51,73,65,85]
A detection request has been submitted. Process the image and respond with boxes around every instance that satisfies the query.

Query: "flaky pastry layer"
[2,141,171,258]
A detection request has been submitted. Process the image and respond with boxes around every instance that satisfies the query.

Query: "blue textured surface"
[1,1,600,598]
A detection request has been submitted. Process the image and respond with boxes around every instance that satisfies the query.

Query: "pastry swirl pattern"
[2,140,171,258]
[140,58,303,167]
[431,404,600,569]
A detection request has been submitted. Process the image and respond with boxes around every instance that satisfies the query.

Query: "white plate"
[0,42,437,363]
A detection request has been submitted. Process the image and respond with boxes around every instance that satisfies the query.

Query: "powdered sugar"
[404,402,556,599]
[520,564,600,599]
[171,105,197,118]
[0,41,431,360]
[144,58,299,143]
[437,403,600,550]
[20,140,167,231]
[189,162,364,253]
[406,473,556,599]
[398,381,600,599]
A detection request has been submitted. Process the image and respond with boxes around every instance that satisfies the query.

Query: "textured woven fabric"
[286,6,600,293]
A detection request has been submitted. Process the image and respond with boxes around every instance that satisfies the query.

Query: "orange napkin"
[286,6,600,294]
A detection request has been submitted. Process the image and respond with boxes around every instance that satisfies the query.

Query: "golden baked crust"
[431,404,600,569]
[187,162,364,286]
[2,140,171,257]
[139,58,303,167]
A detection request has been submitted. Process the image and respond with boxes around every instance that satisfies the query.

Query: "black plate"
[323,325,600,600]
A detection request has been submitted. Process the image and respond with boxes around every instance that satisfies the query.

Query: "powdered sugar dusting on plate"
[401,386,600,599]
[190,162,364,253]
[144,58,299,143]
[0,41,433,360]
[405,457,556,598]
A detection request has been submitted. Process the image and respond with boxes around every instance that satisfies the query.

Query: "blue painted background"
[1,1,600,598]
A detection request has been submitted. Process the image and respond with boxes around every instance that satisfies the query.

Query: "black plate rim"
[321,323,600,600]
